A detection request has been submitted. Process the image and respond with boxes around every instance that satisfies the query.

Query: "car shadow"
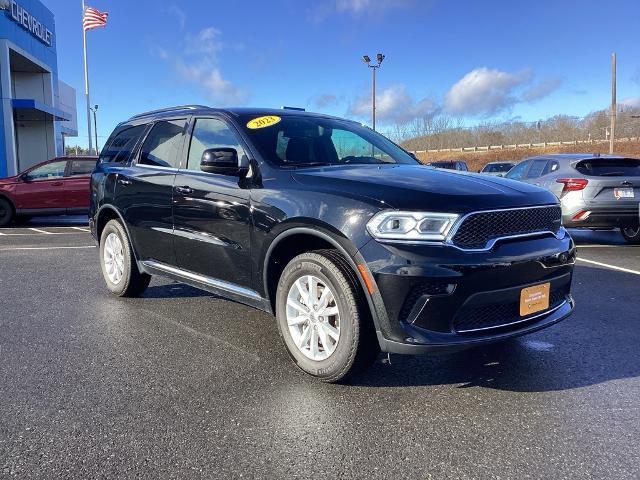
[24,215,89,227]
[349,263,640,392]
[569,228,629,246]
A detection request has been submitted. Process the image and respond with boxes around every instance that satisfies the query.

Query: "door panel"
[64,160,95,211]
[115,119,187,265]
[173,117,252,287]
[14,160,68,211]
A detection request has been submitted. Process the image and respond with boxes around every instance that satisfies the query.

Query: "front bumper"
[358,232,576,354]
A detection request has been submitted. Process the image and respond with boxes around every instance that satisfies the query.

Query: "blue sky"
[46,0,640,147]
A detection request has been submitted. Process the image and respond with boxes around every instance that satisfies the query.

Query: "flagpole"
[81,0,94,155]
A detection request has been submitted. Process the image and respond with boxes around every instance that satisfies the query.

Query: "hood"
[292,164,558,213]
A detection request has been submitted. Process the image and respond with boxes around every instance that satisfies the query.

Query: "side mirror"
[200,148,242,176]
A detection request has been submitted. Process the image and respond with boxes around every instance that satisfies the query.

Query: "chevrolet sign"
[1,0,53,47]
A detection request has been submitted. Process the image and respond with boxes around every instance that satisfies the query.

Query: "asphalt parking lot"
[1,219,639,479]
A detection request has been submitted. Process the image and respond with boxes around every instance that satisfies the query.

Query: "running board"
[141,260,271,312]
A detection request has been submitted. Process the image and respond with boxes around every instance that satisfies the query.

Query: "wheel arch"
[95,205,140,261]
[262,225,383,333]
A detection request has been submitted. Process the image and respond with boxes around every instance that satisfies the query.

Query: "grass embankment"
[413,139,640,172]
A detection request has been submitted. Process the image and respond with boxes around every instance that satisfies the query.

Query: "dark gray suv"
[506,154,640,243]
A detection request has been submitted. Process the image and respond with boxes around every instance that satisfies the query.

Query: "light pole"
[362,53,385,131]
[89,104,99,154]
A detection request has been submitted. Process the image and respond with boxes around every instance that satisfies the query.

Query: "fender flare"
[262,226,385,335]
[95,204,140,262]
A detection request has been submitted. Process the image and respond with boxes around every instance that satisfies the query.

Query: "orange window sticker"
[246,115,281,129]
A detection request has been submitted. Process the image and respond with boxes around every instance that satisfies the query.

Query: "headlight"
[366,211,459,242]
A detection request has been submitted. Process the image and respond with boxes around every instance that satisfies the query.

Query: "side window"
[68,160,95,176]
[186,118,245,171]
[25,161,67,180]
[542,160,559,176]
[526,159,548,179]
[99,125,146,164]
[139,120,186,168]
[506,160,529,180]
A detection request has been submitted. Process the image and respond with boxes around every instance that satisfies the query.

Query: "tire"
[99,219,151,297]
[0,197,14,227]
[275,249,379,383]
[620,226,640,244]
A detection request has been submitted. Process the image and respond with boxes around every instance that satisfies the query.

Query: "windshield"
[484,163,513,173]
[238,115,418,167]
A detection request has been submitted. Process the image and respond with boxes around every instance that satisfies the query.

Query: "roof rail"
[129,105,208,120]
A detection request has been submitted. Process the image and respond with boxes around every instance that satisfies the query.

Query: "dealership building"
[0,0,77,178]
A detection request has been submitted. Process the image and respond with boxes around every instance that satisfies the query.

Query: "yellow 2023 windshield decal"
[246,115,281,129]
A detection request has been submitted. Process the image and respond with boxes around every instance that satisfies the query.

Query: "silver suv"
[506,154,640,244]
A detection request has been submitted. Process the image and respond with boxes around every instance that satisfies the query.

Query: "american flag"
[83,6,109,32]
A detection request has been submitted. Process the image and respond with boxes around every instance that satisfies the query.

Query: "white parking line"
[577,257,640,276]
[71,227,91,232]
[29,228,53,235]
[0,245,96,251]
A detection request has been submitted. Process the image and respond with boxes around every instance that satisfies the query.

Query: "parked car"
[505,154,640,243]
[91,106,575,382]
[479,161,515,176]
[0,156,97,227]
[425,160,469,171]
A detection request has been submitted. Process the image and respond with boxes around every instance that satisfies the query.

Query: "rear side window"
[68,160,95,176]
[526,159,548,179]
[575,158,640,177]
[139,120,186,169]
[99,125,146,164]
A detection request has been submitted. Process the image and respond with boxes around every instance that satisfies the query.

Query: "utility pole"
[90,105,99,153]
[610,53,617,154]
[362,53,385,131]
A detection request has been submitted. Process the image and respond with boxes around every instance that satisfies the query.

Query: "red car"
[0,156,97,227]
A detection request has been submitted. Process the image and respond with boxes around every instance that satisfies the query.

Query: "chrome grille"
[451,206,562,250]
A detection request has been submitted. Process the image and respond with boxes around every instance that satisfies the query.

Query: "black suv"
[90,106,575,382]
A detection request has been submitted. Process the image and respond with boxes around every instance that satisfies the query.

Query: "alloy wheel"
[286,274,341,361]
[103,232,125,284]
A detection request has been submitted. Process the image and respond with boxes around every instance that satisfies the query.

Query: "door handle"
[175,185,194,195]
[51,181,63,186]
[117,178,132,186]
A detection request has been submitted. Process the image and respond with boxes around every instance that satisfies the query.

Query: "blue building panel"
[0,0,76,176]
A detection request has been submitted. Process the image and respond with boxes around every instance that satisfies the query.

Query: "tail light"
[556,178,588,195]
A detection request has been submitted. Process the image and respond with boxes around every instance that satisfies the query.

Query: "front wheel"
[0,197,14,227]
[275,250,379,383]
[100,219,151,297]
[621,226,640,244]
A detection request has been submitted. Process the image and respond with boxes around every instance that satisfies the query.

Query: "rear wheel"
[0,197,14,227]
[275,250,379,383]
[620,226,640,244]
[100,219,151,297]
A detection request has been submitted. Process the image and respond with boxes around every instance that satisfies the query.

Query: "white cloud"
[154,26,247,105]
[522,77,562,102]
[620,97,640,108]
[444,67,560,116]
[313,94,341,109]
[167,5,186,30]
[309,0,416,21]
[444,68,531,116]
[348,84,435,124]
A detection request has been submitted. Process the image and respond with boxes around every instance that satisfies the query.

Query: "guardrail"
[410,136,640,154]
